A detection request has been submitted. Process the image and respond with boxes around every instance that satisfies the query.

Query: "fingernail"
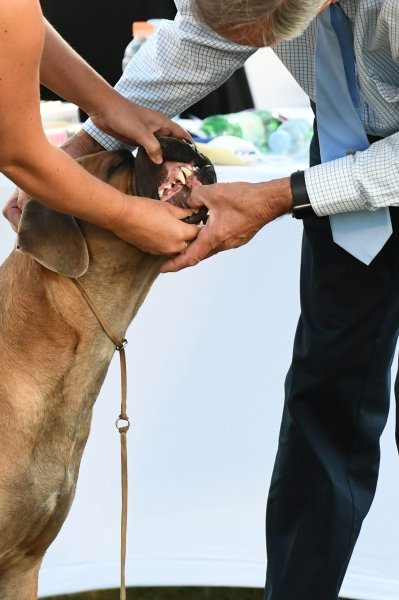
[153,154,163,165]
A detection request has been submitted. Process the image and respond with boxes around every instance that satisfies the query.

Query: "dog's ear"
[16,150,135,278]
[16,200,89,278]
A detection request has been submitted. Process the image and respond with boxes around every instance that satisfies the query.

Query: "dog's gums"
[158,161,202,202]
[159,160,210,225]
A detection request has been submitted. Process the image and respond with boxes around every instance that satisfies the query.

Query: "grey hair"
[192,0,324,43]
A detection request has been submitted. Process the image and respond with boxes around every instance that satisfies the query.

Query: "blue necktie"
[315,4,392,265]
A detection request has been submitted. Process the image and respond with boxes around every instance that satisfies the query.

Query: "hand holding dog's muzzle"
[108,195,201,256]
[89,92,193,165]
[160,178,292,273]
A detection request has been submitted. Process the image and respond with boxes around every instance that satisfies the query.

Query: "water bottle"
[148,19,164,30]
[122,21,156,72]
[268,118,313,156]
[200,110,284,153]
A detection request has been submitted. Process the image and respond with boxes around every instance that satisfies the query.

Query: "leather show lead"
[73,277,130,600]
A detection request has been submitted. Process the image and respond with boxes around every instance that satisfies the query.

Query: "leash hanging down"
[73,277,130,600]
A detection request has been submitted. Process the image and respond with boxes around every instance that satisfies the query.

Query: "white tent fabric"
[1,156,399,600]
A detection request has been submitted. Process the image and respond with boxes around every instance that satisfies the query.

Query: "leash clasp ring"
[116,339,128,351]
[116,416,131,433]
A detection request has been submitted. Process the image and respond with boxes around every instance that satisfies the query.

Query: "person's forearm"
[259,177,293,217]
[40,20,116,117]
[84,0,255,150]
[0,0,120,225]
[61,129,106,159]
[0,134,125,228]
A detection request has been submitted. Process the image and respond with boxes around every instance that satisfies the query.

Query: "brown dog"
[0,138,215,599]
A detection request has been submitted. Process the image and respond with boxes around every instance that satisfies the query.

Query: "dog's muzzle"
[133,136,217,225]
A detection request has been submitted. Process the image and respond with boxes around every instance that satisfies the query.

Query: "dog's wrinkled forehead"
[133,136,216,199]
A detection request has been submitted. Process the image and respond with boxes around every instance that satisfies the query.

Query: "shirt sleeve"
[304,132,399,215]
[83,0,256,150]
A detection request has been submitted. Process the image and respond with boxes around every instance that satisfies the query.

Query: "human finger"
[160,227,216,273]
[185,184,216,212]
[2,188,21,231]
[2,202,21,232]
[179,221,202,245]
[141,125,194,164]
[138,130,164,165]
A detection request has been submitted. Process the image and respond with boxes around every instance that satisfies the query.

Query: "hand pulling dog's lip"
[133,137,217,225]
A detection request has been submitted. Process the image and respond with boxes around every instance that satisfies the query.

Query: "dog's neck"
[72,220,163,337]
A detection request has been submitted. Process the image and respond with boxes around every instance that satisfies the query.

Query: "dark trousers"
[264,113,399,599]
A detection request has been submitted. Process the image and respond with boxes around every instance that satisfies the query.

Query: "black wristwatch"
[290,170,316,219]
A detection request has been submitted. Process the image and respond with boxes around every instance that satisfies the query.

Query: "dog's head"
[16,137,216,278]
[134,136,215,221]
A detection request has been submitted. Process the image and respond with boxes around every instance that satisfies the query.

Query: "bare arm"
[40,20,114,115]
[40,20,191,163]
[0,0,198,255]
[83,0,255,151]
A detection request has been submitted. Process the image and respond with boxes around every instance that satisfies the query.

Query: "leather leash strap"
[73,278,130,600]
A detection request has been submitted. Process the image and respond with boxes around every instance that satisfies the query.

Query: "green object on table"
[200,109,283,153]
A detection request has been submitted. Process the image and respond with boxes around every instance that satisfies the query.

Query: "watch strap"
[290,170,316,219]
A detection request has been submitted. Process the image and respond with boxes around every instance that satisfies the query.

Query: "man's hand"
[160,177,293,272]
[62,128,104,159]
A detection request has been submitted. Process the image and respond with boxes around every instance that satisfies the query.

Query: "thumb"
[160,227,215,273]
[142,134,163,165]
[186,184,214,211]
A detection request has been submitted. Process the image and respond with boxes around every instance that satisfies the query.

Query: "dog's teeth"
[159,189,164,198]
[164,184,172,190]
[181,167,192,178]
[176,171,186,185]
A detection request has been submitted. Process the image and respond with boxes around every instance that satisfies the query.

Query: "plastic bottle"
[148,18,164,31]
[122,21,155,72]
[268,118,313,156]
[200,109,284,153]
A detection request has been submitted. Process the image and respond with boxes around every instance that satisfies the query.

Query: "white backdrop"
[1,149,399,600]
